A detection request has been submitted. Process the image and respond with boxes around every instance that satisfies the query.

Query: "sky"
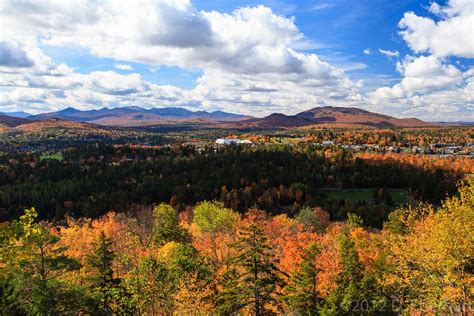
[0,0,473,121]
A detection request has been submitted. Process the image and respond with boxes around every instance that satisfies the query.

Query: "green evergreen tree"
[215,268,243,314]
[321,229,390,315]
[347,212,363,228]
[87,231,130,314]
[322,230,364,314]
[286,242,321,315]
[216,212,285,315]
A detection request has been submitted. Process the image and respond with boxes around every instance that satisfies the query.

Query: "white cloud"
[363,48,371,55]
[192,66,362,116]
[114,63,133,71]
[399,0,474,58]
[370,55,463,98]
[379,49,399,58]
[0,69,192,114]
[311,3,334,11]
[367,56,472,121]
[0,1,316,76]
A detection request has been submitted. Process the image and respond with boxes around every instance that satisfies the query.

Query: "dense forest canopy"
[0,125,472,314]
[0,178,472,314]
[0,144,464,227]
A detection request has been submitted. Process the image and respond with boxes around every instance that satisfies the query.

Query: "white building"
[215,138,253,145]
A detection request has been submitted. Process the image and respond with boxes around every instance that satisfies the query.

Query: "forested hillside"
[0,179,472,314]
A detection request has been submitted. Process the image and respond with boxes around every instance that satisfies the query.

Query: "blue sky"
[0,0,472,121]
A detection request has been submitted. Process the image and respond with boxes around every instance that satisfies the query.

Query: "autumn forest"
[1,0,473,313]
[0,138,473,315]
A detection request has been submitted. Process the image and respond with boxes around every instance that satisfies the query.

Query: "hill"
[295,106,431,127]
[15,118,97,132]
[230,106,433,128]
[0,115,34,128]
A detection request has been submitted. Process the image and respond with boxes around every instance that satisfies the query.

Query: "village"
[214,137,474,157]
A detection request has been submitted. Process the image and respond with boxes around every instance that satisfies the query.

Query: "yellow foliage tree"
[384,178,474,313]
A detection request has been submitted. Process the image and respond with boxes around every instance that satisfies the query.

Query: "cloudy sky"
[0,0,473,121]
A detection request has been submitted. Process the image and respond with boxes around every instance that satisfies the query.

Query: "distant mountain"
[0,114,34,127]
[295,106,431,127]
[30,107,138,122]
[91,113,179,126]
[0,111,31,118]
[229,106,433,128]
[30,106,251,126]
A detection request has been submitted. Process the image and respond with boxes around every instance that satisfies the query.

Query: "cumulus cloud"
[367,56,472,121]
[366,72,473,121]
[399,0,474,58]
[192,67,362,116]
[367,52,473,121]
[370,55,462,98]
[0,0,317,76]
[363,48,371,55]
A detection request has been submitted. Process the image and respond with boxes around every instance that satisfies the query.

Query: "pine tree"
[214,268,243,314]
[216,212,285,315]
[322,229,364,314]
[286,242,321,315]
[87,231,128,314]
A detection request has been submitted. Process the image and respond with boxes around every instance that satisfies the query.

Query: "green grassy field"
[40,152,64,161]
[317,188,408,204]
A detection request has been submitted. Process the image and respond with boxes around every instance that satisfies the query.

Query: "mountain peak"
[58,107,81,114]
[298,106,372,116]
[234,106,433,128]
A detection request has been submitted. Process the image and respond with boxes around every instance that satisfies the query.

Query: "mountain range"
[29,106,251,126]
[0,106,445,130]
